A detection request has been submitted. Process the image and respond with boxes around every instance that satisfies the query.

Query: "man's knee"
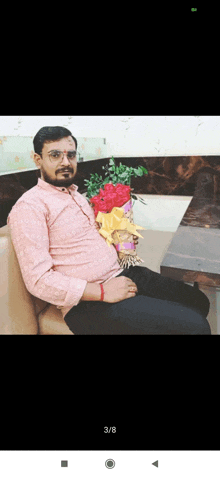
[107,296,212,335]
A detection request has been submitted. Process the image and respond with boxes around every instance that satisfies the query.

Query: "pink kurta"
[7,178,122,319]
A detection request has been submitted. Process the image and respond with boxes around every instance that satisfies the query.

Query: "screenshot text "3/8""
[104,427,116,433]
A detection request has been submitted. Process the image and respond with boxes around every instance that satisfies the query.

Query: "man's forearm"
[80,282,101,301]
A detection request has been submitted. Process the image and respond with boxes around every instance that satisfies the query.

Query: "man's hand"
[103,276,138,303]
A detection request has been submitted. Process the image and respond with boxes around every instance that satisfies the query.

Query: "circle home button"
[105,459,115,469]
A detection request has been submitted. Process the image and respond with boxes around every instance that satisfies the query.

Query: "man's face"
[34,136,77,188]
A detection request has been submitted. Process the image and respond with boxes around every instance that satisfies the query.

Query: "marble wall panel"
[1,155,220,227]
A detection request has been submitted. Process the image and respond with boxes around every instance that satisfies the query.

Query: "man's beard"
[41,167,76,188]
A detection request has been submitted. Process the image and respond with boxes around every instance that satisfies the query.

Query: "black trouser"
[64,265,211,335]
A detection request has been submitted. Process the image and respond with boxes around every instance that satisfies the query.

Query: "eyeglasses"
[41,150,78,163]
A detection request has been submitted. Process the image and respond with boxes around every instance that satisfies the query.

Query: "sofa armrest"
[0,231,38,334]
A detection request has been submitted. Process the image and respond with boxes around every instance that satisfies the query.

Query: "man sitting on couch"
[7,126,211,334]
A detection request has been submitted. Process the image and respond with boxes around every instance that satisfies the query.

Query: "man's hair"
[33,126,78,155]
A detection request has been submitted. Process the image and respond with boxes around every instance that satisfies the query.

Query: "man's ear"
[33,153,42,170]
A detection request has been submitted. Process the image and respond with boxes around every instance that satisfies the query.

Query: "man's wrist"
[100,283,104,301]
[80,282,103,301]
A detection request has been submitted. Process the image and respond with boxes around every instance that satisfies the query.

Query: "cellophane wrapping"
[111,199,144,268]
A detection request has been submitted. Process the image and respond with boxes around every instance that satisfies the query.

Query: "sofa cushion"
[38,304,73,335]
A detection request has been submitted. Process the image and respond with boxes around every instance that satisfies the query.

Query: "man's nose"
[61,154,71,165]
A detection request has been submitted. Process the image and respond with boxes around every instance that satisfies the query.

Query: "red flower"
[90,183,132,217]
[104,183,115,193]
[115,183,131,192]
[99,188,105,197]
[90,195,107,216]
[115,183,131,205]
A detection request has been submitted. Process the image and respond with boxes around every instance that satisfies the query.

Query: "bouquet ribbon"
[96,205,145,247]
[115,242,136,251]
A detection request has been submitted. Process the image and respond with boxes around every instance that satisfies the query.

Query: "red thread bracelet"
[100,284,104,301]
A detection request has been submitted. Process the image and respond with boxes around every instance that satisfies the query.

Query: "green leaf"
[119,172,128,178]
[141,166,148,174]
[138,197,148,205]
[134,170,143,177]
[131,193,138,201]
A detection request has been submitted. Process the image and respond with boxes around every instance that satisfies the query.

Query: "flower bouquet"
[84,157,148,268]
